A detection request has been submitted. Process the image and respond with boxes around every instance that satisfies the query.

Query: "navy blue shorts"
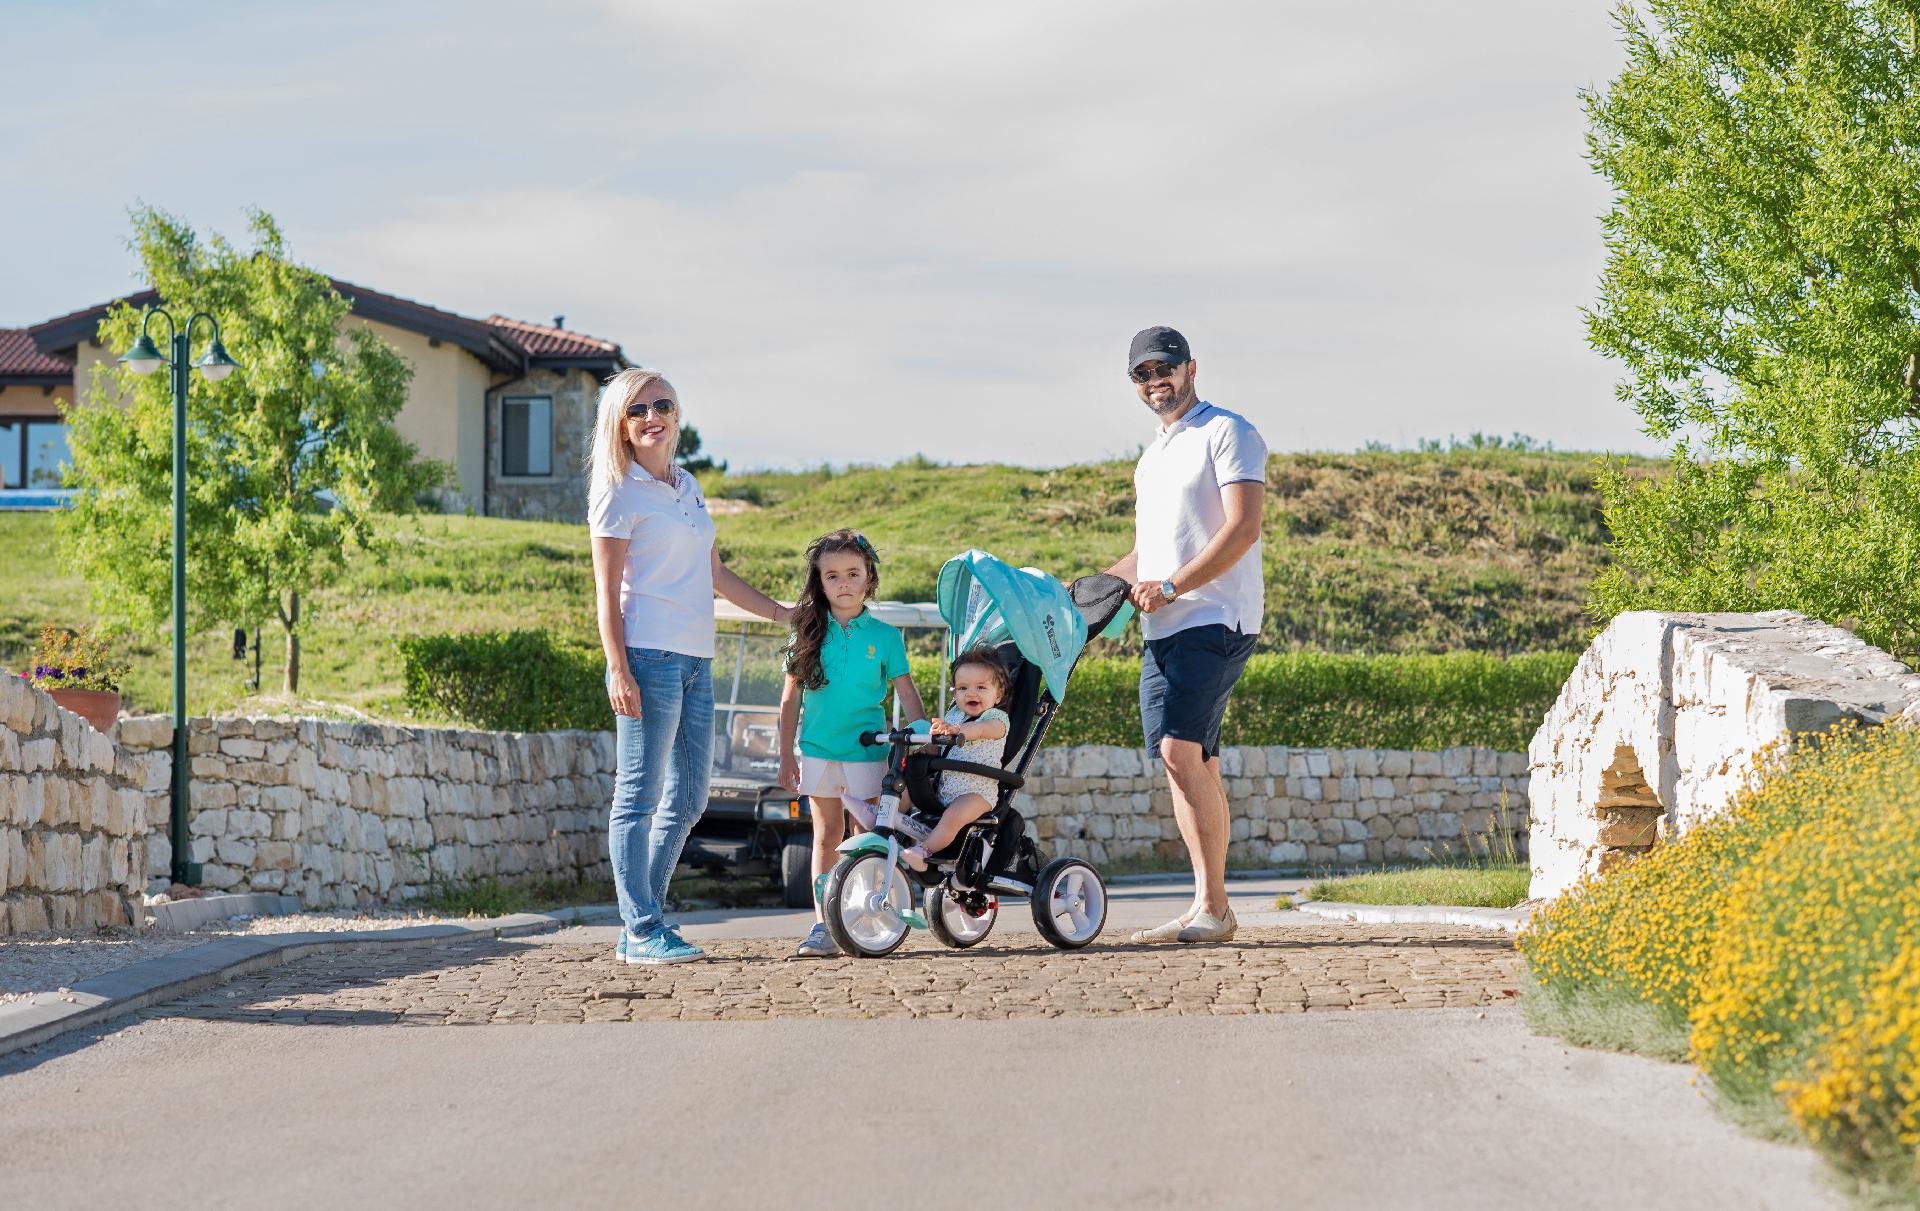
[1139,624,1258,760]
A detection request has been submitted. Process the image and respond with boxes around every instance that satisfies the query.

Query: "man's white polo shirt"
[1133,400,1268,641]
[588,463,719,658]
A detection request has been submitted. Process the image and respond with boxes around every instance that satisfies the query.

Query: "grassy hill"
[0,448,1642,719]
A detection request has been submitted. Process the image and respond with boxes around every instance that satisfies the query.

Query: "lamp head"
[195,336,239,382]
[118,332,167,376]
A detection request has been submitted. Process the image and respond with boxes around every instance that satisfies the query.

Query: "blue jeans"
[609,646,713,938]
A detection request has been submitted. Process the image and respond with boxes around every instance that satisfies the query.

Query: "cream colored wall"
[0,384,71,416]
[70,342,130,408]
[347,318,489,511]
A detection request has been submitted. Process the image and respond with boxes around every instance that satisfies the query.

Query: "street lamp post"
[119,308,238,887]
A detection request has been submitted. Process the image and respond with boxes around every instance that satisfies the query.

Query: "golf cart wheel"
[779,836,814,909]
[823,852,912,958]
[1031,857,1107,949]
[925,885,997,949]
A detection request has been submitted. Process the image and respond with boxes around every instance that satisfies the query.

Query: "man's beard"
[1148,380,1197,417]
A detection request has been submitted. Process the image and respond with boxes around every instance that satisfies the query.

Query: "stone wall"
[0,676,160,932]
[1016,744,1530,869]
[3,682,1537,934]
[1527,610,1920,900]
[116,717,615,908]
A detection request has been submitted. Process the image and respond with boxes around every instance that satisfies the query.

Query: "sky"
[1,0,1641,469]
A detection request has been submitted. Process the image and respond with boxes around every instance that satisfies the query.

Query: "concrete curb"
[0,911,566,1061]
[146,893,303,932]
[1294,901,1533,933]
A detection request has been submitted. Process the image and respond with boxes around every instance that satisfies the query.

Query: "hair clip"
[853,533,879,563]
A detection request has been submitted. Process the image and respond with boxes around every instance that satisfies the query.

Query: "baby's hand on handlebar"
[928,718,959,737]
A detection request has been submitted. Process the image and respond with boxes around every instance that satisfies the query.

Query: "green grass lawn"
[0,447,1641,719]
[1300,864,1532,908]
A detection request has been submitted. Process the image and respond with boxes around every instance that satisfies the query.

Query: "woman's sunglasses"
[625,398,678,419]
[1129,361,1182,384]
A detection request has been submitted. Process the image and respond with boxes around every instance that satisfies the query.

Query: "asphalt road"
[0,879,1839,1211]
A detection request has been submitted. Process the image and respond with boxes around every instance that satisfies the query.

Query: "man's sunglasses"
[625,398,678,419]
[1129,361,1182,384]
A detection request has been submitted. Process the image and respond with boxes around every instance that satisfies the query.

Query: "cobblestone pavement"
[157,924,1523,1025]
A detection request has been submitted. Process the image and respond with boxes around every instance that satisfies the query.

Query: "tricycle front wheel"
[823,852,912,957]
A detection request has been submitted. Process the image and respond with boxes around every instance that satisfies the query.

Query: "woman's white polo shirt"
[588,464,718,658]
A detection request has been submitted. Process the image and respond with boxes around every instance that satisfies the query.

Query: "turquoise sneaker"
[615,932,630,963]
[661,926,705,960]
[627,928,703,965]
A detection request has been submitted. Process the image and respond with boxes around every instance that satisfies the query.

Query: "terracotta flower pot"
[48,688,122,733]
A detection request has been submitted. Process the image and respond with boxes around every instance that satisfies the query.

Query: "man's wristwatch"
[1159,579,1179,602]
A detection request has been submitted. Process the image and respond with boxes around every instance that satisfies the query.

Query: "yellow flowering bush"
[1519,724,1920,1191]
[1782,942,1920,1186]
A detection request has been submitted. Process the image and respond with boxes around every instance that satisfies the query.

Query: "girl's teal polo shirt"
[796,609,911,763]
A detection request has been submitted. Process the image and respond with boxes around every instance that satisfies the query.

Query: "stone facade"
[116,717,615,909]
[1016,744,1530,869]
[1527,610,1920,900]
[0,675,160,933]
[485,366,600,522]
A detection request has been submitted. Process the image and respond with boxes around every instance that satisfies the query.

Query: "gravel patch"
[0,909,516,1005]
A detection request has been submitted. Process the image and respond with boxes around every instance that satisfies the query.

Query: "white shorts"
[798,757,885,801]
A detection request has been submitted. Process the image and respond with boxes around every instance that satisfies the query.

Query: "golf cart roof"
[712,598,947,629]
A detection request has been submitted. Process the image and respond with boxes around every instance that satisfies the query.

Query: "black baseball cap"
[1128,326,1191,371]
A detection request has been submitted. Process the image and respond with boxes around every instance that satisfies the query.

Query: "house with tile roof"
[0,278,633,521]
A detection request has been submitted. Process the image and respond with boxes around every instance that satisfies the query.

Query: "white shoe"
[1176,908,1238,943]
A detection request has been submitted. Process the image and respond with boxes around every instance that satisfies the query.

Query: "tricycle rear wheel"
[925,885,997,948]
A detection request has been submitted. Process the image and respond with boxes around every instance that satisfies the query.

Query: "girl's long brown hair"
[784,529,881,691]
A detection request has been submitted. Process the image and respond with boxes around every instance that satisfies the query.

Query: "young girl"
[899,646,1012,872]
[778,529,927,958]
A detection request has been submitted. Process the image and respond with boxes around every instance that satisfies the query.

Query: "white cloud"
[3,0,1641,467]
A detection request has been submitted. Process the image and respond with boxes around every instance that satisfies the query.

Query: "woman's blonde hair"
[586,366,675,501]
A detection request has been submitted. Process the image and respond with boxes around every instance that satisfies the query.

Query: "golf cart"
[681,597,950,907]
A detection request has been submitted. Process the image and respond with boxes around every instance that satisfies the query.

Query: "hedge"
[402,630,1572,751]
[398,631,609,733]
[1040,651,1577,751]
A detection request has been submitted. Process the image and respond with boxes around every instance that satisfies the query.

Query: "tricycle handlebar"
[860,728,958,747]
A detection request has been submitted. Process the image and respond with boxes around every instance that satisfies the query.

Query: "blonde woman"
[588,367,789,965]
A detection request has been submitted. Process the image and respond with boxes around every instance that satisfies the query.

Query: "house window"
[501,397,552,477]
[0,418,70,489]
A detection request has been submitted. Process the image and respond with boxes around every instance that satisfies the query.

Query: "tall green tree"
[61,206,448,694]
[1587,0,1920,657]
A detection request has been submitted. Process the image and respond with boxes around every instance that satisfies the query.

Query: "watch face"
[1161,580,1177,600]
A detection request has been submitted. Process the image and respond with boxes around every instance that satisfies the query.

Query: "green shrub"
[1004,650,1575,750]
[398,630,608,732]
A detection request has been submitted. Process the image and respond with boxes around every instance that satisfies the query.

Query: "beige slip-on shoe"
[1128,917,1188,944]
[1176,907,1238,944]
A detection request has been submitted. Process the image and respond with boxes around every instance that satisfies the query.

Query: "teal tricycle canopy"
[935,549,1088,700]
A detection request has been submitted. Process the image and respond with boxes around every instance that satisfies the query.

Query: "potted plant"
[26,624,128,732]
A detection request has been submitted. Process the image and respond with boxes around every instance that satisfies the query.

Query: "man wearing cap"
[1104,326,1267,944]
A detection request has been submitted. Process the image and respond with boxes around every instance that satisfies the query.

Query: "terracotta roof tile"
[485,314,623,360]
[0,328,73,377]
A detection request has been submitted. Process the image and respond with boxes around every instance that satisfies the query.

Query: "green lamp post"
[118,308,239,886]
